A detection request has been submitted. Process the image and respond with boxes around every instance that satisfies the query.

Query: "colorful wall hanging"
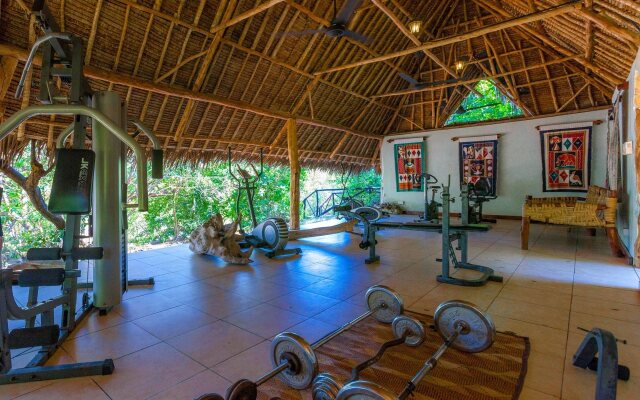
[539,123,592,192]
[458,135,498,196]
[394,141,425,192]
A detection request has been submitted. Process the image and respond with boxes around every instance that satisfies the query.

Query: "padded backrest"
[48,149,95,214]
[472,178,492,197]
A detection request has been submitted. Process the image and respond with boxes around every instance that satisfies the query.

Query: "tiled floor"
[3,219,640,400]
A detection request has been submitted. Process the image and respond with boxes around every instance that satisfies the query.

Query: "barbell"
[330,300,496,400]
[197,286,421,400]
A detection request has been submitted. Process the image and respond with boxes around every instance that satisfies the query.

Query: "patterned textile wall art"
[539,123,592,192]
[394,141,425,192]
[458,136,498,196]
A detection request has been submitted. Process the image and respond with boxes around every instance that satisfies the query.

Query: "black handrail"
[302,187,380,219]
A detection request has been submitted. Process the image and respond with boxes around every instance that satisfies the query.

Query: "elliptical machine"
[415,173,441,223]
[228,149,301,259]
[466,178,497,224]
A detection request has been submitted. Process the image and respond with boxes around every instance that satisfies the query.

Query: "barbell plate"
[271,332,318,390]
[335,380,398,400]
[225,379,257,400]
[433,300,496,353]
[312,373,343,400]
[365,285,404,324]
[391,315,426,347]
[197,394,225,400]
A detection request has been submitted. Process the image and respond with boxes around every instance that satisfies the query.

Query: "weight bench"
[361,183,502,287]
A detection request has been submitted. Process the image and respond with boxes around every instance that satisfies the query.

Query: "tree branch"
[0,157,65,230]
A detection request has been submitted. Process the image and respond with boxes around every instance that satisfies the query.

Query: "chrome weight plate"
[353,207,382,223]
[312,373,344,400]
[225,379,257,400]
[335,380,398,400]
[433,300,495,353]
[271,332,318,390]
[391,315,426,347]
[365,285,403,324]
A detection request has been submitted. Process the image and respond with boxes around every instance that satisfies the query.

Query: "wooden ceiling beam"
[0,42,381,140]
[219,38,394,111]
[372,55,576,98]
[369,0,482,98]
[578,7,640,47]
[316,1,582,75]
[472,0,617,91]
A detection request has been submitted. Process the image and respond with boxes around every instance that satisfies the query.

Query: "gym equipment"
[464,178,496,224]
[333,300,495,400]
[312,316,425,400]
[0,0,162,385]
[228,148,301,259]
[572,328,630,400]
[196,286,410,400]
[363,180,502,286]
[415,173,440,223]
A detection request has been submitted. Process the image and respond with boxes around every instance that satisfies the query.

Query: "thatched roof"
[0,0,638,170]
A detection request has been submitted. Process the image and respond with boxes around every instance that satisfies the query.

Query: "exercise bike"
[415,173,441,223]
[228,149,301,259]
[466,177,496,224]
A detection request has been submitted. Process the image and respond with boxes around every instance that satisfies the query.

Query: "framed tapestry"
[458,135,498,196]
[394,141,425,192]
[539,123,592,192]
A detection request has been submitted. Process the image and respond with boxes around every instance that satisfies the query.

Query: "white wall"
[381,109,609,216]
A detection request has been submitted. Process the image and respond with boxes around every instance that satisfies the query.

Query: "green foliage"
[0,145,62,261]
[1,149,378,260]
[445,80,524,126]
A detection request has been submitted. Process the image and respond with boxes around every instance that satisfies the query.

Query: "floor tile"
[167,320,263,367]
[488,298,569,330]
[224,303,307,338]
[11,378,110,400]
[190,290,263,318]
[94,342,205,400]
[314,301,368,326]
[211,340,272,383]
[267,290,341,317]
[133,304,218,340]
[62,322,160,362]
[147,370,230,400]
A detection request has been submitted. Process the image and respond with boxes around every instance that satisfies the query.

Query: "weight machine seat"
[4,262,65,284]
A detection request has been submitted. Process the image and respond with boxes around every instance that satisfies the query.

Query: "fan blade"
[399,73,419,86]
[334,0,364,25]
[342,29,371,44]
[277,29,326,38]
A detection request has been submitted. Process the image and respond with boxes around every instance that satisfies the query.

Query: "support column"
[287,118,300,230]
[92,91,123,310]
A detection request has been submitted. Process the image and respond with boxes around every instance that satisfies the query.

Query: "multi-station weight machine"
[0,1,162,385]
[362,177,502,287]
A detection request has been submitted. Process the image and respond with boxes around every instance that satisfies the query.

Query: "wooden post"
[287,118,300,230]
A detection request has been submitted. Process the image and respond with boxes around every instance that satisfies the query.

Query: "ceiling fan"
[398,73,462,90]
[278,0,371,44]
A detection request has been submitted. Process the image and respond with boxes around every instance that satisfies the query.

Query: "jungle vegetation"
[0,145,380,260]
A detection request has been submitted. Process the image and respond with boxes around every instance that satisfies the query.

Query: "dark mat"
[259,311,530,400]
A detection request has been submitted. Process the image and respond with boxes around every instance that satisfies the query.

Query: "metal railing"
[302,187,380,219]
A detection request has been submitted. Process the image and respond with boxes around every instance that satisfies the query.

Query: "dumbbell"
[330,300,496,400]
[204,286,421,400]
